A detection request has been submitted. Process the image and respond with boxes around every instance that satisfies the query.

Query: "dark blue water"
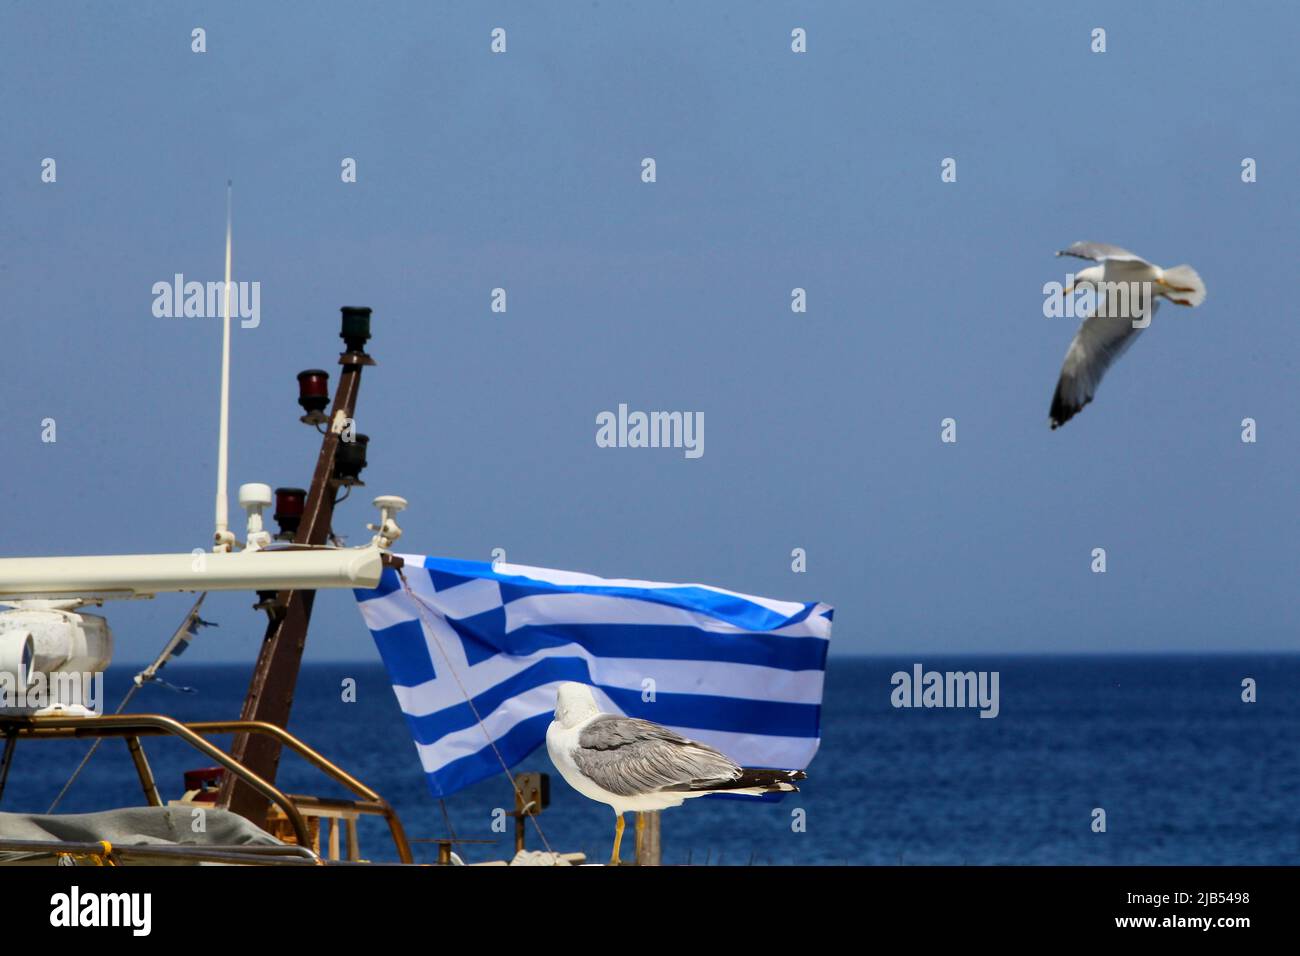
[2,656,1296,864]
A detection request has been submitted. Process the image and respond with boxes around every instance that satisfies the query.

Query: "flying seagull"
[546,682,806,865]
[1049,241,1206,429]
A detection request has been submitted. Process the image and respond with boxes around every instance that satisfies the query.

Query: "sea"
[3,655,1296,865]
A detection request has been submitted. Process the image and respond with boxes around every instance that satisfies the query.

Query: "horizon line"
[107,648,1300,668]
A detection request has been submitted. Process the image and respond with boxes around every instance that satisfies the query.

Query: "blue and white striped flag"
[353,555,833,798]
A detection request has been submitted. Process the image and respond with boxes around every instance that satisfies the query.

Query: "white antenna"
[213,181,236,553]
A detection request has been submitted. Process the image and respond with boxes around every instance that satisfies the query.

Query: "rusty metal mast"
[218,306,376,825]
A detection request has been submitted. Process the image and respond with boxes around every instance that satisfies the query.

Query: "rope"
[437,798,459,845]
[45,683,142,813]
[397,568,554,855]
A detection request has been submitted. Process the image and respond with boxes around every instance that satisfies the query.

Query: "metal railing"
[5,713,413,864]
[0,838,320,866]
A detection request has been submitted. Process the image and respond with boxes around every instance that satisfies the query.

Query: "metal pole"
[124,736,163,807]
[0,729,16,803]
[636,810,661,866]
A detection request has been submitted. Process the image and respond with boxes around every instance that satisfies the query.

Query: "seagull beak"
[1063,284,1074,294]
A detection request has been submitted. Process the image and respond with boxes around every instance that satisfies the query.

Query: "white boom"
[0,546,384,600]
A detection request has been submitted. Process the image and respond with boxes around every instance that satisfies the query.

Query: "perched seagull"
[546,682,806,865]
[1049,242,1206,429]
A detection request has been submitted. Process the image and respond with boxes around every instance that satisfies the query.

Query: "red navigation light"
[273,487,307,539]
[296,369,331,415]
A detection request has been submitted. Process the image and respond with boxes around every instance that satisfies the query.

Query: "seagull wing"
[1055,241,1149,265]
[572,715,740,797]
[1049,292,1155,429]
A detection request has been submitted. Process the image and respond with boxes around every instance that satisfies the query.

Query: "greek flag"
[353,555,833,798]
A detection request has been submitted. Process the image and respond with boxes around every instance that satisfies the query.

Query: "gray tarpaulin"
[0,806,284,864]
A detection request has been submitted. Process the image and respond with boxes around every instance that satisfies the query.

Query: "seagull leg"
[635,812,645,864]
[610,813,625,866]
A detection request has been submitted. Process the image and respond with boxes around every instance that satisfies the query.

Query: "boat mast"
[217,307,381,826]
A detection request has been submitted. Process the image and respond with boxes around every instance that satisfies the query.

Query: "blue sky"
[2,2,1296,661]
